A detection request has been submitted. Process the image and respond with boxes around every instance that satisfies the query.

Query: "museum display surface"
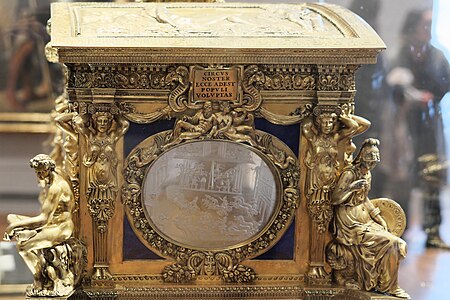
[3,1,411,299]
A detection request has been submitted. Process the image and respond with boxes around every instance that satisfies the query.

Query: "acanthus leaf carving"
[242,65,263,111]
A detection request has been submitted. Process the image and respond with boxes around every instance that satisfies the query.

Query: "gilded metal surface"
[73,102,129,281]
[192,66,240,102]
[74,286,343,300]
[49,91,81,238]
[54,95,81,205]
[302,104,369,284]
[327,139,410,299]
[371,198,407,237]
[303,107,369,234]
[248,65,316,91]
[70,286,402,300]
[3,154,86,297]
[73,286,411,300]
[74,102,129,232]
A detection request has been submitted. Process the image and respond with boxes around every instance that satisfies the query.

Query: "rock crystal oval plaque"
[142,140,278,249]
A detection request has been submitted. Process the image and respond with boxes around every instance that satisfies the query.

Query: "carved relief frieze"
[317,65,356,92]
[68,64,171,90]
[255,65,317,91]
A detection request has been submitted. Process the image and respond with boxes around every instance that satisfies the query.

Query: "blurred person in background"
[349,0,390,199]
[387,8,450,249]
[2,0,63,112]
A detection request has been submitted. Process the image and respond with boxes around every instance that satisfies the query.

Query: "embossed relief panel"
[70,5,342,39]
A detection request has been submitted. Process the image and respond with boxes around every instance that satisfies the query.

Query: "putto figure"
[327,139,410,299]
[3,154,85,297]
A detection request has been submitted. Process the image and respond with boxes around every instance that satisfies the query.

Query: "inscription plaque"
[192,67,240,102]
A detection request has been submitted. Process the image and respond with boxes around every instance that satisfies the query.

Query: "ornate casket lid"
[49,2,385,64]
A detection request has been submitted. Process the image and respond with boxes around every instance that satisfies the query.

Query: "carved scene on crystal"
[143,141,278,249]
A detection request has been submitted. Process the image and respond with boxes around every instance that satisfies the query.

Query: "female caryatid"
[302,109,369,233]
[329,139,409,299]
[74,109,129,232]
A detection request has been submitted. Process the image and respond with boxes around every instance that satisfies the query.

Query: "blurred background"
[0,0,449,299]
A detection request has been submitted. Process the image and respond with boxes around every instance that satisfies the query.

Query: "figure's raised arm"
[351,114,371,137]
[55,112,77,139]
[73,113,90,137]
[115,114,130,139]
[338,114,359,139]
[302,117,317,141]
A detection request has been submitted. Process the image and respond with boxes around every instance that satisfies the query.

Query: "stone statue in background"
[326,139,410,299]
[3,154,86,297]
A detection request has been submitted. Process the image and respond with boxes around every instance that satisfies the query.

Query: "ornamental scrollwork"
[254,67,316,91]
[69,64,170,90]
[166,66,190,112]
[242,65,264,111]
[163,251,257,283]
[245,65,317,91]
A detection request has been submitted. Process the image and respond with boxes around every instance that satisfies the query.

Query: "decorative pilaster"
[73,101,129,282]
